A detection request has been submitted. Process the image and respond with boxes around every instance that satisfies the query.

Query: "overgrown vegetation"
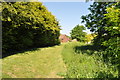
[2,2,60,54]
[61,42,118,78]
[81,2,120,77]
[102,2,120,77]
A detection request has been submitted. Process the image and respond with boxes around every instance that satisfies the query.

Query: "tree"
[82,2,120,77]
[81,2,114,45]
[102,2,120,78]
[70,25,86,42]
[85,33,97,44]
[2,2,60,54]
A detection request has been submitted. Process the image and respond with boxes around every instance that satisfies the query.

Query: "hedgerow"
[2,2,60,54]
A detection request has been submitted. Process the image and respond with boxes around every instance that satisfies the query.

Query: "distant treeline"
[2,2,61,54]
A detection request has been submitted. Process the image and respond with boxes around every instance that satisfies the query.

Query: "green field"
[1,42,118,78]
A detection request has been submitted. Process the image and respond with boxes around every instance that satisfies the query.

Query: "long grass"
[61,42,118,78]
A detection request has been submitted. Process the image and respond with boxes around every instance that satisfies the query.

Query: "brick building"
[59,34,71,43]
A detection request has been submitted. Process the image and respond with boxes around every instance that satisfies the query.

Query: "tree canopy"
[2,2,61,54]
[81,2,114,45]
[103,1,120,72]
[70,25,86,42]
[85,33,96,44]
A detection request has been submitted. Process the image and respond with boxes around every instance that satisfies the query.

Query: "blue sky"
[42,2,93,36]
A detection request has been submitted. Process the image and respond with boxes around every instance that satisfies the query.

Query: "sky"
[41,2,93,36]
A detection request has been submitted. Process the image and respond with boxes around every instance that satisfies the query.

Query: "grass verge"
[61,42,118,78]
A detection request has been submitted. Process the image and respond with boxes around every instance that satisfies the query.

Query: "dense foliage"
[2,2,60,54]
[102,2,120,77]
[81,2,120,77]
[85,33,96,44]
[70,25,86,42]
[81,2,114,45]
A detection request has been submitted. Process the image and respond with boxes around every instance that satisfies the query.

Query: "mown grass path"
[2,45,66,78]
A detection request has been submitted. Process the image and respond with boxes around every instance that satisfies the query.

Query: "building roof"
[59,34,71,43]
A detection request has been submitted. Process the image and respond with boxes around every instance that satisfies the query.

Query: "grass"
[2,45,66,78]
[1,42,118,78]
[61,42,118,78]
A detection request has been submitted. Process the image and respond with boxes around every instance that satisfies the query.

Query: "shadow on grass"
[74,44,113,64]
[74,44,105,55]
[73,44,117,78]
[96,71,115,78]
[2,47,40,58]
[2,44,61,58]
